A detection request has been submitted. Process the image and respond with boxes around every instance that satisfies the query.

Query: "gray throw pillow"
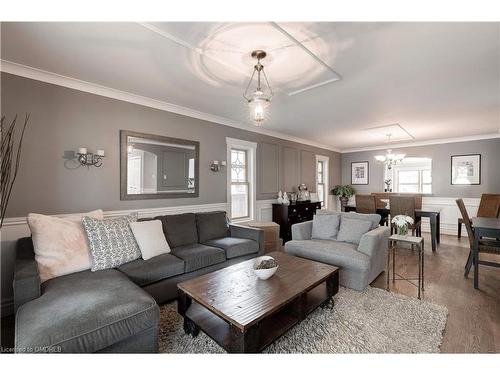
[311,213,340,240]
[336,217,373,245]
[83,213,141,271]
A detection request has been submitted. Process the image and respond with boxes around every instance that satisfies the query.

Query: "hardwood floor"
[371,233,500,353]
[1,233,499,353]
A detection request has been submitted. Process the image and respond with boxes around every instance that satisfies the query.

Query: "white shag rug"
[158,286,448,353]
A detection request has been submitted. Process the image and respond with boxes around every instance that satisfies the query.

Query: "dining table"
[344,204,441,252]
[471,217,500,289]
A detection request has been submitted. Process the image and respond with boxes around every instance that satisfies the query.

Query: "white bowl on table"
[253,255,279,280]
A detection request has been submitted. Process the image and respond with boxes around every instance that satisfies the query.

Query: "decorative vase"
[397,224,408,236]
[339,196,349,212]
[277,190,283,204]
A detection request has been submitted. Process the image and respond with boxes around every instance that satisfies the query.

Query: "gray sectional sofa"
[13,211,264,353]
[285,212,390,291]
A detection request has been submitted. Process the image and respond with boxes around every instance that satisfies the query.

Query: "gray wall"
[0,73,341,314]
[341,139,500,197]
[1,73,341,217]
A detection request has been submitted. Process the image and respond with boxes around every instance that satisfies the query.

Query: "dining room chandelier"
[374,134,406,170]
[243,50,274,125]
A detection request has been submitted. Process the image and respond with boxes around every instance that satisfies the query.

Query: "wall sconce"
[77,147,105,167]
[210,160,226,172]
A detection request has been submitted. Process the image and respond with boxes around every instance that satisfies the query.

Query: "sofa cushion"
[155,213,198,248]
[311,213,340,240]
[15,269,158,353]
[337,217,373,245]
[196,211,230,243]
[83,213,142,271]
[204,237,259,259]
[118,253,185,286]
[285,239,370,271]
[340,212,381,230]
[171,243,226,272]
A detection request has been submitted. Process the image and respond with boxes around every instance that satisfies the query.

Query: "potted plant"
[331,185,355,211]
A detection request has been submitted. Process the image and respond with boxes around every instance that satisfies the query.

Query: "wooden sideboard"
[272,201,322,243]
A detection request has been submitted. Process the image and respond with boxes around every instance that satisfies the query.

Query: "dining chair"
[457,194,500,239]
[456,198,500,278]
[356,194,388,225]
[389,196,422,236]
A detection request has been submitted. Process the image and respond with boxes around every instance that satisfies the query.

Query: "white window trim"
[385,157,432,194]
[226,137,257,223]
[316,154,330,209]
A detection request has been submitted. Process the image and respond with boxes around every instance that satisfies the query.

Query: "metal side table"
[387,234,425,299]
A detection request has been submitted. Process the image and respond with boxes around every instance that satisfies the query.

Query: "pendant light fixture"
[374,134,406,170]
[243,50,274,125]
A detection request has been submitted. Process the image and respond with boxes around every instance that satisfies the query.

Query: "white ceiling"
[1,22,499,151]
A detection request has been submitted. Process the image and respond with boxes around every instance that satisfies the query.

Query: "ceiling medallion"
[374,134,406,170]
[243,50,274,125]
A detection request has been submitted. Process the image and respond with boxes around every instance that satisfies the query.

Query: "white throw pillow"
[129,220,171,260]
[27,210,104,283]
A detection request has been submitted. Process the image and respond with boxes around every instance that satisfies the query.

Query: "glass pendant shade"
[243,50,273,125]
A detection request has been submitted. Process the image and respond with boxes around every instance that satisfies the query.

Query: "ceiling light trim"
[363,123,415,140]
[0,59,341,152]
[270,22,342,95]
[137,22,289,96]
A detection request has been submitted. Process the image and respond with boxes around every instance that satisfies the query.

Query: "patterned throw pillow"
[82,213,141,271]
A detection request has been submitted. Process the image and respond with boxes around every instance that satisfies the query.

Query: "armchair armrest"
[357,226,390,258]
[229,224,265,255]
[291,221,313,240]
[13,237,41,312]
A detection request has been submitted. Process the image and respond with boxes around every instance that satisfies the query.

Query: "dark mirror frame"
[120,130,200,200]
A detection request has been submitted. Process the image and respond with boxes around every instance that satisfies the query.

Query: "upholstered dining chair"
[457,194,500,238]
[356,194,388,225]
[389,196,422,236]
[456,198,500,278]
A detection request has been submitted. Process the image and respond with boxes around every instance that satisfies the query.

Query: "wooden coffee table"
[177,252,339,353]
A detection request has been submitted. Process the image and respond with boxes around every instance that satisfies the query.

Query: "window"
[317,161,325,207]
[226,138,257,221]
[316,155,329,208]
[230,149,249,219]
[390,157,432,194]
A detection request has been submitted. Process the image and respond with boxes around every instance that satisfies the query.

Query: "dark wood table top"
[345,204,441,215]
[472,217,500,230]
[178,252,338,330]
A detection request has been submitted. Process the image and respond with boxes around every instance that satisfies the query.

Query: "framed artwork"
[451,154,481,185]
[351,161,369,185]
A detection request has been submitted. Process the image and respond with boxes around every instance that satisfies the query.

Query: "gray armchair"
[285,215,390,291]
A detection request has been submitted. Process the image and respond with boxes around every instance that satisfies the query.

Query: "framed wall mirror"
[120,130,199,200]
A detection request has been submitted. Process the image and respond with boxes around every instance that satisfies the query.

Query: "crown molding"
[0,59,341,153]
[341,133,500,153]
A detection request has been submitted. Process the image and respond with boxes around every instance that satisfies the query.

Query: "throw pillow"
[336,217,373,245]
[82,213,141,271]
[311,213,340,240]
[27,210,104,283]
[129,220,171,260]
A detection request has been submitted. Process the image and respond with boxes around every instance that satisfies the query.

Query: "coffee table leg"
[228,324,259,353]
[321,271,339,309]
[178,289,200,337]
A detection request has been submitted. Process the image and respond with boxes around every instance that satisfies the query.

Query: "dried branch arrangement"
[1,114,30,228]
